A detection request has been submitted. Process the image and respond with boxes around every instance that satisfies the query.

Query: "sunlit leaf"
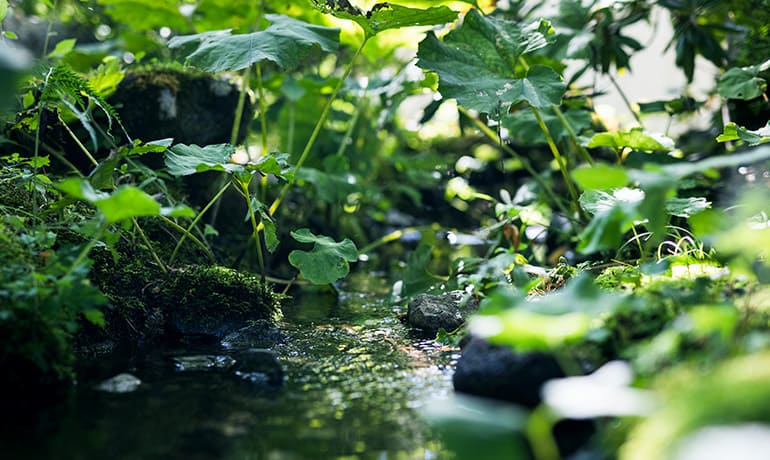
[717,122,770,146]
[587,128,674,152]
[315,2,458,40]
[665,197,711,218]
[46,38,77,58]
[417,10,562,114]
[572,163,630,190]
[171,14,339,72]
[288,228,358,284]
[165,143,240,175]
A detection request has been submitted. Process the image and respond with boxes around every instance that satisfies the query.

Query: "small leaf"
[46,38,77,58]
[717,122,770,146]
[572,163,630,190]
[289,228,358,284]
[587,129,674,152]
[578,189,644,253]
[718,63,768,100]
[83,309,106,328]
[0,0,8,23]
[665,197,711,218]
[165,143,241,176]
[57,178,106,202]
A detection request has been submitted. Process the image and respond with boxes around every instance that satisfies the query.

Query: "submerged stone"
[173,355,236,372]
[96,373,142,393]
[221,320,284,350]
[453,337,564,408]
[406,291,479,333]
[234,349,284,390]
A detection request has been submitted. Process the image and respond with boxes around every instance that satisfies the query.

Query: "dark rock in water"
[407,291,479,332]
[96,373,142,393]
[453,337,564,408]
[221,320,284,350]
[234,349,284,390]
[173,355,236,372]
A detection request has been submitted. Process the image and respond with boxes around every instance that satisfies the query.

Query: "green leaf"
[416,10,561,114]
[0,0,9,23]
[504,107,592,144]
[46,38,77,58]
[172,14,339,73]
[97,0,188,31]
[94,186,161,223]
[587,129,675,152]
[83,309,106,328]
[665,197,711,218]
[572,163,630,190]
[471,275,627,350]
[315,2,458,40]
[717,122,770,146]
[57,177,105,202]
[288,228,358,284]
[717,61,769,100]
[165,143,241,176]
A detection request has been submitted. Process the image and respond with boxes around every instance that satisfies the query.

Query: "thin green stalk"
[268,39,368,218]
[551,105,593,165]
[241,179,266,281]
[159,216,216,263]
[530,106,580,214]
[58,114,99,167]
[169,180,231,264]
[64,225,105,278]
[334,97,363,157]
[608,72,643,127]
[526,406,562,460]
[230,67,251,146]
[457,106,572,217]
[255,63,269,155]
[131,217,168,274]
[357,226,422,255]
[287,101,296,155]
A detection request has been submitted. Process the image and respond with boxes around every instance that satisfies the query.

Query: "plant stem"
[169,179,231,264]
[457,106,571,217]
[267,39,368,218]
[552,105,593,165]
[58,114,99,167]
[159,216,216,263]
[608,72,643,127]
[335,95,363,157]
[527,406,562,460]
[530,106,580,214]
[241,179,266,281]
[64,224,105,278]
[230,67,251,146]
[131,217,168,274]
[255,63,269,155]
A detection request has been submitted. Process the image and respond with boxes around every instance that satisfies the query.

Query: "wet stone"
[173,355,236,372]
[234,349,284,389]
[406,291,479,333]
[220,320,283,350]
[96,373,142,393]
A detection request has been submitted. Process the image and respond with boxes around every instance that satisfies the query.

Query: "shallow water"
[2,276,458,460]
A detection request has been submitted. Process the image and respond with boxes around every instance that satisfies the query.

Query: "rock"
[234,349,284,390]
[453,337,564,408]
[173,355,236,372]
[221,320,283,350]
[96,373,142,393]
[407,291,479,332]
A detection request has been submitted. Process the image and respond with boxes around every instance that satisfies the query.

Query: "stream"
[2,274,458,460]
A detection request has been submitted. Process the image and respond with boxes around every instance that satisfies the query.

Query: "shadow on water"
[1,274,459,460]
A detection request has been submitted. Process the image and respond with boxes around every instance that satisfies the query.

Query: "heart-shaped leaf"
[170,14,339,73]
[717,59,770,100]
[417,10,562,114]
[288,228,358,284]
[717,122,770,146]
[165,144,241,176]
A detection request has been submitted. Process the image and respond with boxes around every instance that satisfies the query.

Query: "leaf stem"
[159,216,216,264]
[168,180,231,264]
[267,38,367,218]
[457,106,571,217]
[551,105,593,165]
[608,72,643,127]
[131,217,168,274]
[230,66,251,146]
[530,106,580,214]
[241,178,266,281]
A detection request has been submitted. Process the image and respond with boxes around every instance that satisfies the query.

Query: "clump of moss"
[154,265,282,339]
